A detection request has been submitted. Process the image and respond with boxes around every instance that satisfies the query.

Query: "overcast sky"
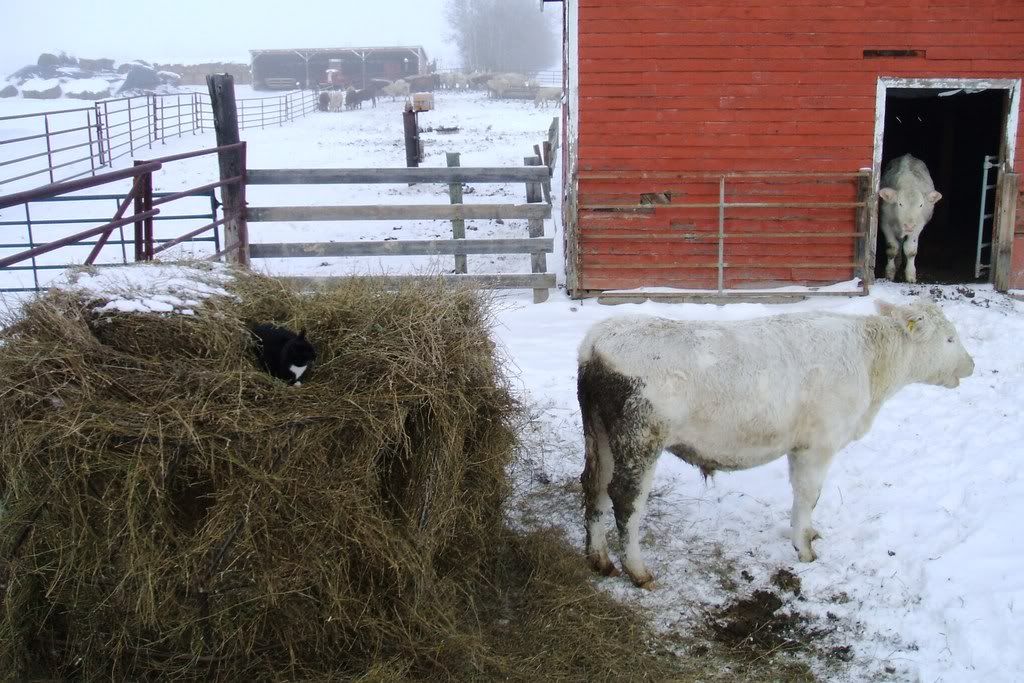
[0,0,459,75]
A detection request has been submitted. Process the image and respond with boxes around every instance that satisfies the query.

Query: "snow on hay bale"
[0,263,679,680]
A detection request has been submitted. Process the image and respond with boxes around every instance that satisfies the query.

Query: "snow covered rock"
[78,57,115,72]
[64,78,112,100]
[117,64,161,93]
[36,52,77,68]
[20,78,62,99]
[0,85,17,98]
[157,70,182,85]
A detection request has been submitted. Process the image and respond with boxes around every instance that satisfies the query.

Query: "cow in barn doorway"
[879,154,943,283]
[577,300,974,589]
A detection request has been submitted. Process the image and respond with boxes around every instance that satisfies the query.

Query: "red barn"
[552,0,1024,297]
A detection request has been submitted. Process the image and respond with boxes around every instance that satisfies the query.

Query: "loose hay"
[0,267,689,681]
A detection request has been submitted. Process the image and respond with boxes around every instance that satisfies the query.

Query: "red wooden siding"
[573,0,1024,291]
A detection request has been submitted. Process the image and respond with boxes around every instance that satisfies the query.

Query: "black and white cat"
[250,323,317,386]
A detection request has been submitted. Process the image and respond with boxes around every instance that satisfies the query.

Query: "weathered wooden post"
[993,171,1018,292]
[446,152,467,274]
[403,106,421,168]
[524,155,549,303]
[206,74,249,266]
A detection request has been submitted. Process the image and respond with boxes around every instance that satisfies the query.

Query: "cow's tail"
[578,357,620,575]
[577,359,604,516]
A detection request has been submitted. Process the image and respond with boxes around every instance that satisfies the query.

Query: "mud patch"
[708,589,829,653]
[770,567,802,596]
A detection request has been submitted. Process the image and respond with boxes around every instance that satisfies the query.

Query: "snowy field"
[2,90,1024,681]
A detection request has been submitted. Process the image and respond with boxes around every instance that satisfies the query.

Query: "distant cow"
[317,91,330,112]
[344,86,375,109]
[879,154,942,283]
[534,86,561,108]
[328,90,344,112]
[406,73,440,92]
[577,300,974,588]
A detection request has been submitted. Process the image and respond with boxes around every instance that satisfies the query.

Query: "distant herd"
[315,70,562,113]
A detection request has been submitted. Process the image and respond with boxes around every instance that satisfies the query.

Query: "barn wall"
[573,0,1024,292]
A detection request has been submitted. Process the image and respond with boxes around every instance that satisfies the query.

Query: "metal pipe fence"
[0,90,317,191]
[0,143,244,292]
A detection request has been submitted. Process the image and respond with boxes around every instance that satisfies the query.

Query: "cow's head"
[877,299,974,387]
[879,185,942,238]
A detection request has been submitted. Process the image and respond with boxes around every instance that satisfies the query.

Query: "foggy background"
[0,0,560,75]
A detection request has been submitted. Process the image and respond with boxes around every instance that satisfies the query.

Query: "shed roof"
[250,46,428,60]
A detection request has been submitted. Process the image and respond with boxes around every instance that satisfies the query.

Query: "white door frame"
[869,77,1021,283]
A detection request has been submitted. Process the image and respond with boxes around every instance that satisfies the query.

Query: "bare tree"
[445,0,558,73]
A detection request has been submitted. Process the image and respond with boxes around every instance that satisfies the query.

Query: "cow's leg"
[882,226,900,281]
[608,431,661,589]
[903,234,920,284]
[581,412,618,577]
[787,449,834,562]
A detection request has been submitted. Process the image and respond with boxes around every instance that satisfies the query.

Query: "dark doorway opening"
[877,88,1005,283]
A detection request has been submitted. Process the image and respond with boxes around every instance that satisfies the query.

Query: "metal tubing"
[151,218,226,255]
[43,115,54,184]
[0,161,162,210]
[85,178,140,265]
[150,176,243,207]
[0,210,160,269]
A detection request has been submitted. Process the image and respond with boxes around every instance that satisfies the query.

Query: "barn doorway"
[872,78,1020,284]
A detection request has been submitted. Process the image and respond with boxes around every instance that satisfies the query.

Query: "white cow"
[577,300,974,589]
[533,86,562,108]
[879,154,942,283]
[328,90,345,112]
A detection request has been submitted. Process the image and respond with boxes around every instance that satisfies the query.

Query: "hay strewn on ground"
[0,266,690,681]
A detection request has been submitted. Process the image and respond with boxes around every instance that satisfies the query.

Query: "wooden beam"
[246,166,551,185]
[994,171,1018,292]
[447,152,466,274]
[595,290,865,305]
[249,238,554,258]
[277,272,555,290]
[248,203,552,222]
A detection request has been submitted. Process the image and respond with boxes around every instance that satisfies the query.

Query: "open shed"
[552,0,1024,297]
[251,46,428,90]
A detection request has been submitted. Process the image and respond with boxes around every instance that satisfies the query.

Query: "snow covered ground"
[2,90,1023,681]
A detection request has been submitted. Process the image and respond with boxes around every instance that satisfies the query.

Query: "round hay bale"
[0,268,519,679]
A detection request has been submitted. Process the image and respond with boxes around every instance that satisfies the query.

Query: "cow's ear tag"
[907,319,916,332]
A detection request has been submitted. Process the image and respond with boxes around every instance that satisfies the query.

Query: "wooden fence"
[201,74,558,303]
[244,165,555,302]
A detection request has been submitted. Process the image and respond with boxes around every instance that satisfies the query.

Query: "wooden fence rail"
[246,167,550,185]
[247,203,551,222]
[249,238,554,258]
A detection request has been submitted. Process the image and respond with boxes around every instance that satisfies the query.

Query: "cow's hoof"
[626,566,656,589]
[587,552,619,577]
[796,545,818,562]
[809,528,822,541]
